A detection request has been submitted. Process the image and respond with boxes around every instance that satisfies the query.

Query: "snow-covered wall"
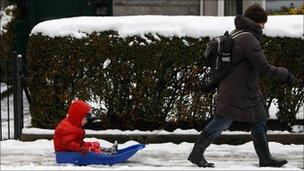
[30,15,303,39]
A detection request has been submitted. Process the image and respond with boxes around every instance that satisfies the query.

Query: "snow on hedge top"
[0,5,15,35]
[30,15,303,39]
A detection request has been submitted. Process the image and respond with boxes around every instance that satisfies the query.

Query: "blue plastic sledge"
[55,144,145,166]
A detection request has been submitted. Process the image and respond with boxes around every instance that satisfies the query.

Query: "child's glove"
[80,146,91,155]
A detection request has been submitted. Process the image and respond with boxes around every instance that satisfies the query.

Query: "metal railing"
[0,53,24,140]
[0,59,13,140]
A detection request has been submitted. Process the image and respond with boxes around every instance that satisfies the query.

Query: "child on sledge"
[53,99,118,155]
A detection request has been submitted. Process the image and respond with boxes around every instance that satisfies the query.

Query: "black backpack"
[203,29,251,80]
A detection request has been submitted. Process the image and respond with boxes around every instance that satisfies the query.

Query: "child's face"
[81,117,87,127]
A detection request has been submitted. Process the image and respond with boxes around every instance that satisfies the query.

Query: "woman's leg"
[188,115,233,167]
[251,119,288,167]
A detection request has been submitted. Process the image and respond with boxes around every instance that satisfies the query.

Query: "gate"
[0,53,24,140]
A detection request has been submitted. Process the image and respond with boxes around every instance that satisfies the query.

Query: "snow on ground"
[1,138,303,170]
[30,15,303,39]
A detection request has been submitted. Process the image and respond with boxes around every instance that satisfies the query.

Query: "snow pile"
[30,15,303,39]
[0,5,15,35]
[0,138,303,170]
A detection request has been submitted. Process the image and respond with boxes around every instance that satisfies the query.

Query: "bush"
[0,5,16,84]
[27,32,304,130]
[267,5,304,15]
[261,37,304,125]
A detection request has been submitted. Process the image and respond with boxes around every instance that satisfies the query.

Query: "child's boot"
[101,141,118,155]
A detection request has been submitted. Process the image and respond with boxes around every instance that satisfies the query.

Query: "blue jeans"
[203,115,267,140]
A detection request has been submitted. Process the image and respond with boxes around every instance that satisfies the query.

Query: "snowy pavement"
[1,138,303,170]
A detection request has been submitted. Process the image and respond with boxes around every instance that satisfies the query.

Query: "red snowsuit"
[53,100,100,153]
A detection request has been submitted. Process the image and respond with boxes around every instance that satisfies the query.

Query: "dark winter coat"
[215,16,291,122]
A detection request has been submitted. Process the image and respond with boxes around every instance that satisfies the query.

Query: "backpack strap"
[231,29,251,39]
[230,30,252,67]
[230,29,244,37]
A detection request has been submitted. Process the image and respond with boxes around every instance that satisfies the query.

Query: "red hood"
[67,100,92,127]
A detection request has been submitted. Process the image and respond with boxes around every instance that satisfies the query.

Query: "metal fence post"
[13,53,23,140]
[0,72,2,140]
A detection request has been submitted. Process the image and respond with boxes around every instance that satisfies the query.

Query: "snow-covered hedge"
[27,16,304,129]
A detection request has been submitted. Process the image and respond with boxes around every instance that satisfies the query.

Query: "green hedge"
[261,37,304,124]
[27,32,304,129]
